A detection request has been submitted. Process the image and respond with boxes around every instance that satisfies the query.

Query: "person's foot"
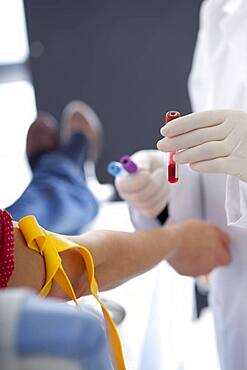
[26,113,60,169]
[61,100,103,162]
[61,101,114,202]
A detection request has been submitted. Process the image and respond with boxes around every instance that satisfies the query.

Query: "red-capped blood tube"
[165,111,181,183]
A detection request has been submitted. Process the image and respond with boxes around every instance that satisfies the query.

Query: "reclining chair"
[0,288,113,370]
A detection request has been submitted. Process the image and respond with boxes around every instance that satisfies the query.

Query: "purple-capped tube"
[120,155,138,174]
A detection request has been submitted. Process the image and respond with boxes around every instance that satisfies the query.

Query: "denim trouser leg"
[6,153,98,234]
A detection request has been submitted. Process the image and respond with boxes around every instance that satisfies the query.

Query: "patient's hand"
[166,220,231,277]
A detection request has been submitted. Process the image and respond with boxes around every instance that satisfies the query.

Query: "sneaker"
[61,100,103,162]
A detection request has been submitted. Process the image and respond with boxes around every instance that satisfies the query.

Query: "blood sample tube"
[165,111,181,183]
[120,155,138,174]
[107,161,122,177]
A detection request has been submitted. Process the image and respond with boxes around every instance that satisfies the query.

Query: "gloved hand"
[115,150,169,217]
[157,109,247,183]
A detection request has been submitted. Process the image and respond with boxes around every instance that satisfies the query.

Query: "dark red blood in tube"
[165,111,181,183]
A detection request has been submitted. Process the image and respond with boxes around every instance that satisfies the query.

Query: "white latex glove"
[157,109,247,183]
[115,150,169,218]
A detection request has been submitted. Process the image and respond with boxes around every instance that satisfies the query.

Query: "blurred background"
[0,0,201,208]
[25,0,201,183]
[0,1,221,370]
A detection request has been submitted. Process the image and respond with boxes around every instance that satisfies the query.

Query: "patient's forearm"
[8,225,176,298]
[67,220,230,295]
[69,227,176,294]
[7,219,230,299]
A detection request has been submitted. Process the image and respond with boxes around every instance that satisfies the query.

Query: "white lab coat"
[134,1,247,369]
[189,1,247,369]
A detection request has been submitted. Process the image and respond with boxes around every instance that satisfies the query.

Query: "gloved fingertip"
[156,139,164,152]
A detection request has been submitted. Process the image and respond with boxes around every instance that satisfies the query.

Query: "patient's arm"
[8,223,86,298]
[8,225,45,292]
[8,220,230,299]
[71,220,230,296]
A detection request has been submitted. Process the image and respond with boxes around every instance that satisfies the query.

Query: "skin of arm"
[8,220,231,300]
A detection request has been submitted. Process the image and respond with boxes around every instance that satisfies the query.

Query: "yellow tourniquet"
[18,215,126,370]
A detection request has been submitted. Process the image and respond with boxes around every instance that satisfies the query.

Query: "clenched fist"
[166,220,231,277]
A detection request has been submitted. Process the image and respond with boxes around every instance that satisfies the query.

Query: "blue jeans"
[7,152,98,235]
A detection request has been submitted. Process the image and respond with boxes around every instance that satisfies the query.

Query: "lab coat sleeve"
[225,175,247,228]
[168,164,204,224]
[130,165,204,230]
[129,206,161,231]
